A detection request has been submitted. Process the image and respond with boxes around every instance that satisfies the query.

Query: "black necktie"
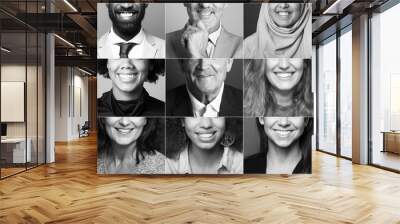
[117,43,136,58]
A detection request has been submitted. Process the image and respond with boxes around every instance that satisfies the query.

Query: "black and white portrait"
[165,117,243,174]
[243,3,312,59]
[97,59,165,117]
[244,58,313,117]
[97,3,165,59]
[244,117,312,174]
[166,58,243,117]
[97,117,165,174]
[165,3,243,58]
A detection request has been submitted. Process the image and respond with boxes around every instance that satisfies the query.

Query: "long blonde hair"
[243,59,313,116]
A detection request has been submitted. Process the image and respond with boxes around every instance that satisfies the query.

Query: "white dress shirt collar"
[187,83,224,117]
[208,22,222,45]
[109,27,145,45]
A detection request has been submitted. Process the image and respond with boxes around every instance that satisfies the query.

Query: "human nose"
[198,118,213,129]
[197,59,211,70]
[277,59,290,70]
[118,59,135,70]
[277,117,290,128]
[277,3,289,9]
[199,3,212,8]
[118,117,131,126]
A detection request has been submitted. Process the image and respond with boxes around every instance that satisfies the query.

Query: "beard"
[108,6,145,36]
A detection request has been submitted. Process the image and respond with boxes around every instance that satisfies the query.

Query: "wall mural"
[97,3,313,175]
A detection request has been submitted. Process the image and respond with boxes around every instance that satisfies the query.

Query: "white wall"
[54,67,89,141]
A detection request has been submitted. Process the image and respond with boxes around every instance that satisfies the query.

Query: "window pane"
[340,29,352,158]
[318,37,337,154]
[371,3,400,171]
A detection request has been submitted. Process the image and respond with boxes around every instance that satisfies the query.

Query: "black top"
[166,84,243,117]
[244,152,310,174]
[97,89,165,116]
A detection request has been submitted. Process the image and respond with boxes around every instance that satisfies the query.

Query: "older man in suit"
[98,3,165,59]
[167,59,242,117]
[166,3,242,58]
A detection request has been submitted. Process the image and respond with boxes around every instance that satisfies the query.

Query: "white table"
[1,138,31,163]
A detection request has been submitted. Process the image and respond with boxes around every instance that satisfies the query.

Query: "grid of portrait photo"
[97,2,313,175]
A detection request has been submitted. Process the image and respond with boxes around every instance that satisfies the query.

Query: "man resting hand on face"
[167,3,242,58]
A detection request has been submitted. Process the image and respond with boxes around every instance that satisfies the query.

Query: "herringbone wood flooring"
[1,134,400,223]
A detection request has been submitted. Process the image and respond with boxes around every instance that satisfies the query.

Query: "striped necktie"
[206,39,215,58]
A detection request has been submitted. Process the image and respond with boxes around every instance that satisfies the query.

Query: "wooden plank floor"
[1,135,400,224]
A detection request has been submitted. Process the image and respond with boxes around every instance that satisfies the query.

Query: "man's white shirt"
[187,83,224,117]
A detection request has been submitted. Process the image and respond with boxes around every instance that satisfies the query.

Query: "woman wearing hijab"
[244,3,312,58]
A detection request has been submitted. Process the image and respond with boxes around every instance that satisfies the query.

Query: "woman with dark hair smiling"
[97,59,165,116]
[97,117,165,174]
[244,58,312,117]
[244,3,311,58]
[244,117,312,174]
[165,117,243,174]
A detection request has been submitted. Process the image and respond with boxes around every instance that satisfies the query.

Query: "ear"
[143,3,148,9]
[226,59,233,72]
[258,117,265,125]
[143,117,147,126]
[183,3,189,8]
[180,119,185,127]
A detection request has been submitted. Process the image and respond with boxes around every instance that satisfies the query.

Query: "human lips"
[114,127,135,135]
[116,71,138,82]
[114,7,139,20]
[196,8,215,18]
[196,131,217,141]
[274,8,293,18]
[272,129,295,138]
[194,70,215,79]
[274,72,295,79]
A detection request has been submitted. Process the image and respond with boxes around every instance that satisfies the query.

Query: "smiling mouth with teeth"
[197,132,216,140]
[277,11,290,17]
[275,72,294,79]
[117,73,138,82]
[197,9,214,17]
[116,128,134,134]
[273,129,293,138]
[116,10,138,18]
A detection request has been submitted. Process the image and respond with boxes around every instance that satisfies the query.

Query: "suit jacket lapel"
[142,32,157,58]
[173,87,193,116]
[219,86,234,116]
[213,28,229,58]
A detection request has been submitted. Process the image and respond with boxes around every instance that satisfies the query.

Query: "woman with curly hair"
[165,117,243,174]
[97,59,165,116]
[97,117,165,174]
[244,3,312,58]
[244,58,313,117]
[244,117,312,174]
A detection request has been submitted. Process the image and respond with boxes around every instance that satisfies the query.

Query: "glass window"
[371,3,400,171]
[318,36,337,155]
[339,27,352,158]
